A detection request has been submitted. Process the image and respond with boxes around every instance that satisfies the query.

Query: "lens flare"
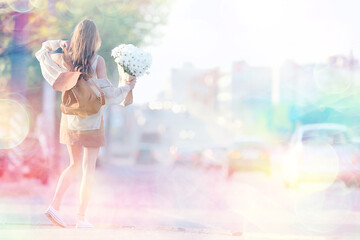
[1,15,16,35]
[29,0,48,9]
[313,65,354,95]
[7,0,34,13]
[0,99,30,149]
[296,143,339,193]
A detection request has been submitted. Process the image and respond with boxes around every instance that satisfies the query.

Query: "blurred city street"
[1,154,360,239]
[3,0,360,239]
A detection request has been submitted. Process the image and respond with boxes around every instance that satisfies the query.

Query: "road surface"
[0,160,359,239]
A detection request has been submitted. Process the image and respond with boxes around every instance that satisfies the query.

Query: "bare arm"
[96,56,136,89]
[96,56,108,79]
[95,55,136,106]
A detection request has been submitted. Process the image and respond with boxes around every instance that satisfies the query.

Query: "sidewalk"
[0,200,243,240]
[0,162,244,240]
[1,162,358,240]
[0,227,241,240]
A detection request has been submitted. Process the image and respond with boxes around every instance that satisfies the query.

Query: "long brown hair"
[68,19,101,78]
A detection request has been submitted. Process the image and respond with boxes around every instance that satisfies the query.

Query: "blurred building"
[168,54,360,140]
[279,53,360,130]
[231,61,273,133]
[280,54,360,104]
[170,62,203,104]
[169,63,233,142]
[189,68,219,110]
[232,61,272,107]
[170,63,226,111]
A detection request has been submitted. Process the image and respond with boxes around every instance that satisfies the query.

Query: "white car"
[283,123,360,188]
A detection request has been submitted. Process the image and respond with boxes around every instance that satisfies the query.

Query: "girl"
[35,19,136,228]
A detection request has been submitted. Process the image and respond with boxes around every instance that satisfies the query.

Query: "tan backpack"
[52,48,105,117]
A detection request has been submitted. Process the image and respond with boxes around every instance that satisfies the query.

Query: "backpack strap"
[88,80,105,105]
[53,72,81,91]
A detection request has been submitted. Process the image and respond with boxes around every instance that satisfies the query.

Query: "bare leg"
[50,144,82,210]
[78,147,99,220]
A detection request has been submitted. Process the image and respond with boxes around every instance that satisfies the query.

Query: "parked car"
[135,131,169,164]
[282,123,360,188]
[0,133,49,184]
[172,146,203,167]
[226,137,271,178]
[135,145,158,164]
[201,144,228,170]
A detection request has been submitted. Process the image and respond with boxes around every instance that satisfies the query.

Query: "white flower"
[111,43,152,77]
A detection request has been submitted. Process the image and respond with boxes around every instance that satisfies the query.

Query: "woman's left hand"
[60,40,70,50]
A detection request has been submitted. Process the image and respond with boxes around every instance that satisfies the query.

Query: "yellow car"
[226,137,271,178]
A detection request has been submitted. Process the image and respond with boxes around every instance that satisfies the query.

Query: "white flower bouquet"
[111,44,152,77]
[111,44,152,105]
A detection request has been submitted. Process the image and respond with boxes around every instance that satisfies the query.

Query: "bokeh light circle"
[1,15,16,35]
[64,0,96,16]
[0,98,30,149]
[29,0,48,9]
[296,143,340,193]
[313,64,354,95]
[7,0,34,13]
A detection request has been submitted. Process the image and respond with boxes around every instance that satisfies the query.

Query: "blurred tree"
[1,0,170,90]
[1,0,171,164]
[45,0,169,83]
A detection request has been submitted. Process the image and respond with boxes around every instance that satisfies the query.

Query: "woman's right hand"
[127,79,136,90]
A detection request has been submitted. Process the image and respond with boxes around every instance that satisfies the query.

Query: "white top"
[35,40,131,131]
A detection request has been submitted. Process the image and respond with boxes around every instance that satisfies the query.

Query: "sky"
[134,0,360,104]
